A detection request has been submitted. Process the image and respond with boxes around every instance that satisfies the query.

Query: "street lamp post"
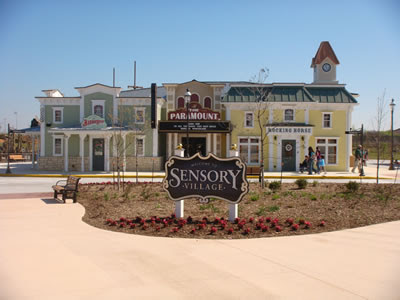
[184,89,191,157]
[389,98,396,170]
[6,123,12,174]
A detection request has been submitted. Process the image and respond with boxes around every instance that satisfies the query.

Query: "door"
[281,140,296,171]
[182,137,206,157]
[93,139,105,171]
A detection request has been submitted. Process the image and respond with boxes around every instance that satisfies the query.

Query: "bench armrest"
[55,180,67,186]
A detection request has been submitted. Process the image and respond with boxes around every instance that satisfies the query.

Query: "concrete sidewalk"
[1,161,399,180]
[0,196,399,299]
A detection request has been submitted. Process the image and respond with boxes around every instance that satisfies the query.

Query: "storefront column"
[174,133,178,150]
[105,135,110,172]
[213,134,217,154]
[64,134,70,172]
[152,128,158,157]
[31,135,35,169]
[207,133,211,154]
[269,136,274,172]
[167,133,172,158]
[79,134,85,172]
[89,136,93,171]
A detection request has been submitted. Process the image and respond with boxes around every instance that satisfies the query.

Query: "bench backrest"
[65,176,80,191]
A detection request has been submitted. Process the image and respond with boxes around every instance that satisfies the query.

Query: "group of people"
[351,145,368,174]
[299,147,326,175]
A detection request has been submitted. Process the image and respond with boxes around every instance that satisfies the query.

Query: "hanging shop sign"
[168,103,221,121]
[158,121,231,133]
[81,115,107,129]
[163,153,249,204]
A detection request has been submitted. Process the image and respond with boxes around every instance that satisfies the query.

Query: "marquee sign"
[158,121,231,133]
[163,153,249,204]
[81,115,107,129]
[168,103,221,121]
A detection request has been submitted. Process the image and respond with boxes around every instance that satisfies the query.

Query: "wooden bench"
[52,176,81,203]
[247,166,261,176]
[9,154,25,162]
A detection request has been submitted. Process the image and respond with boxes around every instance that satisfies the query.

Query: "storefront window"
[239,137,260,164]
[316,138,337,165]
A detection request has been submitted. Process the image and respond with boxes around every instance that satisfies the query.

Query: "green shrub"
[269,181,281,191]
[295,179,308,189]
[346,181,360,193]
[268,205,280,212]
[256,206,267,216]
[312,180,318,187]
[250,194,259,202]
[272,194,280,200]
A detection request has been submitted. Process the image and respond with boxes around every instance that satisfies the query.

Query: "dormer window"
[92,100,105,118]
[284,109,294,122]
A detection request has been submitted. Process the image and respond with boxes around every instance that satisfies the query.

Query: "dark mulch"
[77,181,400,239]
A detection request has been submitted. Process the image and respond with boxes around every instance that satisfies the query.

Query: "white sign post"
[174,147,185,218]
[229,146,239,223]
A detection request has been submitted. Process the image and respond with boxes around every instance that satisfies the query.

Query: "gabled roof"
[311,41,340,67]
[74,83,121,89]
[222,85,357,104]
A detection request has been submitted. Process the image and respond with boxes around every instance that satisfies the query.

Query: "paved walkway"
[0,196,399,299]
[1,161,400,180]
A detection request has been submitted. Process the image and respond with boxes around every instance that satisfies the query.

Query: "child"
[299,156,308,173]
[319,155,326,174]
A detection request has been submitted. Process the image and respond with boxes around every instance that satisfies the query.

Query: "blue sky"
[0,0,399,130]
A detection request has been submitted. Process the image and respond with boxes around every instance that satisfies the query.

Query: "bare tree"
[234,68,275,188]
[370,90,389,184]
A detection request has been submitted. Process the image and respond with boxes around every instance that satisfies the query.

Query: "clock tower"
[311,41,340,84]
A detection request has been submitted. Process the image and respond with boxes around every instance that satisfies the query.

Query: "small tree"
[370,90,389,184]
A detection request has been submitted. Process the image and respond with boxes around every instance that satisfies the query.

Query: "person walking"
[307,147,317,175]
[315,147,321,174]
[320,155,327,175]
[352,145,362,173]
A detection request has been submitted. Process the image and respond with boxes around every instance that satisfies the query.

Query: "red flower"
[171,213,176,219]
[106,218,113,224]
[258,217,265,224]
[210,227,217,234]
[256,223,262,230]
[187,216,193,223]
[266,217,272,223]
[142,225,148,230]
[319,220,326,227]
[291,224,299,231]
[285,218,294,225]
[227,228,233,234]
[262,225,269,232]
[155,226,161,231]
[249,217,254,223]
[304,221,311,229]
[171,227,179,233]
[299,219,305,225]
[190,228,196,234]
[130,223,136,229]
[110,221,117,226]
[244,228,251,235]
[234,217,240,224]
[119,223,126,228]
[140,219,145,225]
[198,223,206,230]
[275,226,282,232]
[214,217,220,225]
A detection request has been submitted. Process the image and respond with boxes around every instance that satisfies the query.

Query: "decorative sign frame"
[81,115,107,129]
[163,153,249,204]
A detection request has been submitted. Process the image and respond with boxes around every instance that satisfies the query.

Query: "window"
[316,138,338,165]
[244,112,254,128]
[204,97,212,109]
[52,107,63,124]
[239,137,260,164]
[177,97,185,108]
[135,137,144,156]
[284,109,294,122]
[191,94,199,103]
[53,136,63,156]
[135,108,145,123]
[322,112,332,128]
[92,100,105,118]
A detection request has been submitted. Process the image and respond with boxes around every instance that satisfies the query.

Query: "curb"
[0,173,389,180]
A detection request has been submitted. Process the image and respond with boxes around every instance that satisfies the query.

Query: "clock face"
[322,63,331,72]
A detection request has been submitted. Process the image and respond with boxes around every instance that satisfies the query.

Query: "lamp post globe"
[184,89,191,157]
[389,98,396,170]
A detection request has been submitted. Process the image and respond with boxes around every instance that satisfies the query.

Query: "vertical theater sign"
[163,153,249,204]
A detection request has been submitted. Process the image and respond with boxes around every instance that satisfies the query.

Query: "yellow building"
[160,41,358,172]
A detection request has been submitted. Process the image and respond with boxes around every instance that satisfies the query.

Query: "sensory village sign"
[163,153,249,204]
